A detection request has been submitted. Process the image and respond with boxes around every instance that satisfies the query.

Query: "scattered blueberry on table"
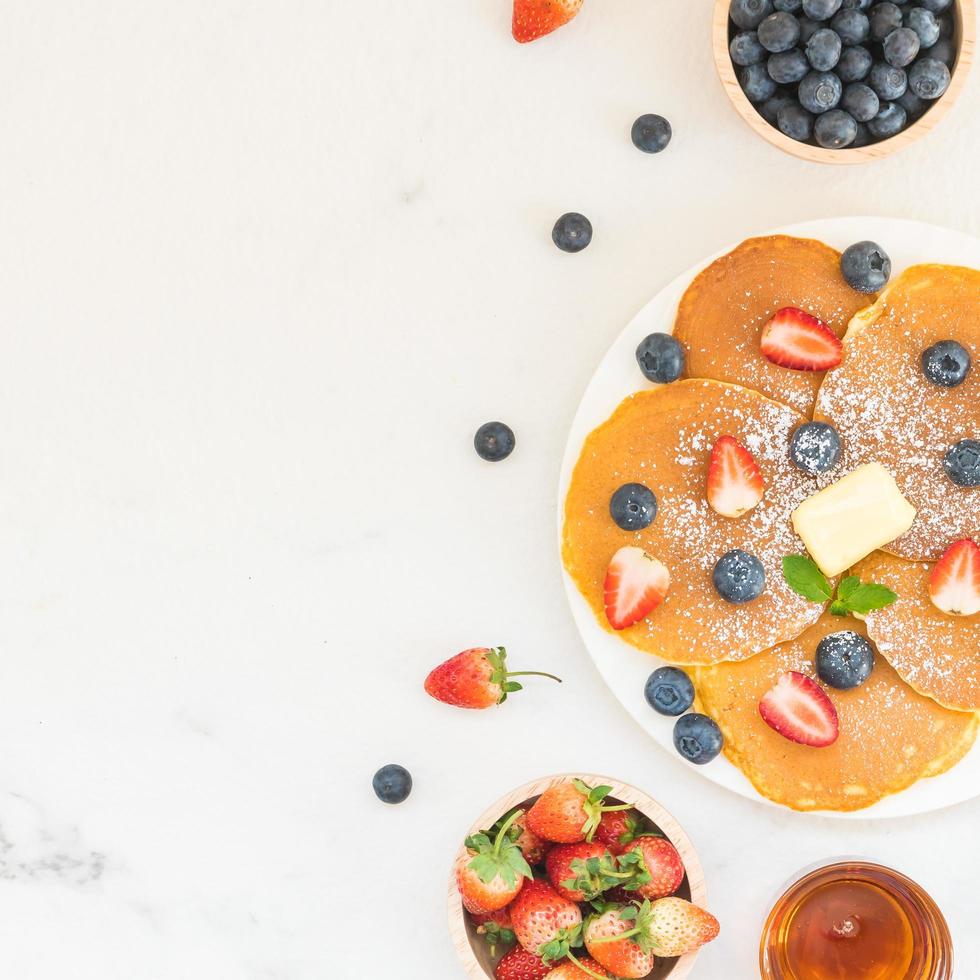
[815,630,875,689]
[610,482,658,531]
[921,339,972,388]
[840,240,891,292]
[631,113,672,153]
[552,212,593,253]
[645,666,696,716]
[474,421,516,461]
[673,713,724,765]
[373,764,413,804]
[635,333,685,384]
[729,0,960,147]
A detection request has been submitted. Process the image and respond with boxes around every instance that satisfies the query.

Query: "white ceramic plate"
[558,217,980,819]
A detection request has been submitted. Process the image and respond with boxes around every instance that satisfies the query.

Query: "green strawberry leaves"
[476,921,515,958]
[782,555,897,618]
[483,646,562,704]
[615,848,652,892]
[561,852,628,901]
[538,923,583,964]
[466,810,533,890]
[572,780,633,841]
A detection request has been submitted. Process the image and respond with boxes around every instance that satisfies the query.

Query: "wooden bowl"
[447,773,708,979]
[712,0,976,163]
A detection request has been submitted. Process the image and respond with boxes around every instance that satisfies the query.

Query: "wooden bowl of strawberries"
[447,774,716,980]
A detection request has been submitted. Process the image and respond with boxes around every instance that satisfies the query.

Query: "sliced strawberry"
[706,435,765,518]
[760,307,843,371]
[759,671,839,747]
[512,0,583,43]
[929,538,980,616]
[603,546,670,631]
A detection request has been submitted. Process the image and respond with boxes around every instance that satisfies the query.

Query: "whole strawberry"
[619,835,685,900]
[425,647,561,709]
[645,896,720,957]
[543,956,612,978]
[495,945,552,980]
[526,780,633,844]
[545,842,620,903]
[456,810,534,913]
[471,906,516,958]
[583,906,656,979]
[510,879,583,961]
[593,808,640,856]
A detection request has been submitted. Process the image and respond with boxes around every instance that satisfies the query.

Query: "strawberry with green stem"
[545,954,614,979]
[782,555,897,617]
[593,808,640,856]
[546,843,635,903]
[457,809,534,913]
[510,879,584,963]
[618,835,685,901]
[425,647,562,709]
[527,780,634,844]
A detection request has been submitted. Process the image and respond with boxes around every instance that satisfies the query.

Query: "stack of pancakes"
[562,236,980,812]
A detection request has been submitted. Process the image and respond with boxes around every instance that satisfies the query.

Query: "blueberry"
[908,57,950,98]
[869,2,903,40]
[673,713,724,765]
[815,108,859,146]
[768,48,810,82]
[731,0,776,29]
[842,82,881,120]
[850,121,872,146]
[373,764,413,804]
[474,421,516,461]
[816,630,875,689]
[645,666,695,716]
[869,61,908,99]
[759,11,803,51]
[868,99,908,136]
[797,15,822,41]
[631,114,672,153]
[921,340,972,388]
[802,0,843,18]
[832,8,871,42]
[904,6,940,45]
[799,70,843,112]
[778,102,814,139]
[790,421,843,474]
[552,212,592,253]
[610,483,658,531]
[896,86,928,118]
[923,36,956,66]
[944,440,980,487]
[760,92,797,124]
[883,26,921,66]
[841,240,892,292]
[836,44,874,81]
[841,0,872,8]
[775,0,803,9]
[806,28,842,70]
[635,333,685,383]
[731,30,768,65]
[712,549,766,604]
[740,62,779,101]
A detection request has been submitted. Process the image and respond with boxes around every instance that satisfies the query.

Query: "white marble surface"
[0,2,977,978]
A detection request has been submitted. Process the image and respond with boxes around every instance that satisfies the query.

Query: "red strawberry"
[583,906,656,979]
[510,879,583,961]
[620,835,685,900]
[513,811,551,865]
[603,547,670,630]
[543,957,613,979]
[760,307,843,371]
[526,780,633,844]
[512,0,583,43]
[545,842,616,902]
[929,538,980,616]
[706,435,765,518]
[593,808,640,856]
[424,646,561,709]
[759,671,839,747]
[456,810,534,913]
[472,906,516,958]
[644,896,720,957]
[495,945,552,980]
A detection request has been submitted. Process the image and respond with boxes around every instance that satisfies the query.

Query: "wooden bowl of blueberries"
[713,0,976,162]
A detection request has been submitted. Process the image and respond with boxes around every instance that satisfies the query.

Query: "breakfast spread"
[561,233,980,812]
[454,777,720,978]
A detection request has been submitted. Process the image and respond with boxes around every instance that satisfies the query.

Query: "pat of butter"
[791,463,916,577]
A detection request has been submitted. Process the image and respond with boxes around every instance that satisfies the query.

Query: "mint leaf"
[837,576,860,601]
[782,555,833,602]
[843,582,898,614]
[829,599,850,617]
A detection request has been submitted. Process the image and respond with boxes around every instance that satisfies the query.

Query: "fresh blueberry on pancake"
[713,549,767,603]
[789,421,841,475]
[635,333,685,384]
[610,483,658,531]
[816,630,875,689]
[921,339,971,388]
[840,240,892,292]
[943,439,980,487]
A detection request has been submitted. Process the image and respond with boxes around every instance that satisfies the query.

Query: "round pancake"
[561,379,826,665]
[672,235,873,417]
[692,613,978,812]
[852,549,980,712]
[814,264,980,561]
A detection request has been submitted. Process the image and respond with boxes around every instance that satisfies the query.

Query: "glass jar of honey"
[759,860,952,980]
